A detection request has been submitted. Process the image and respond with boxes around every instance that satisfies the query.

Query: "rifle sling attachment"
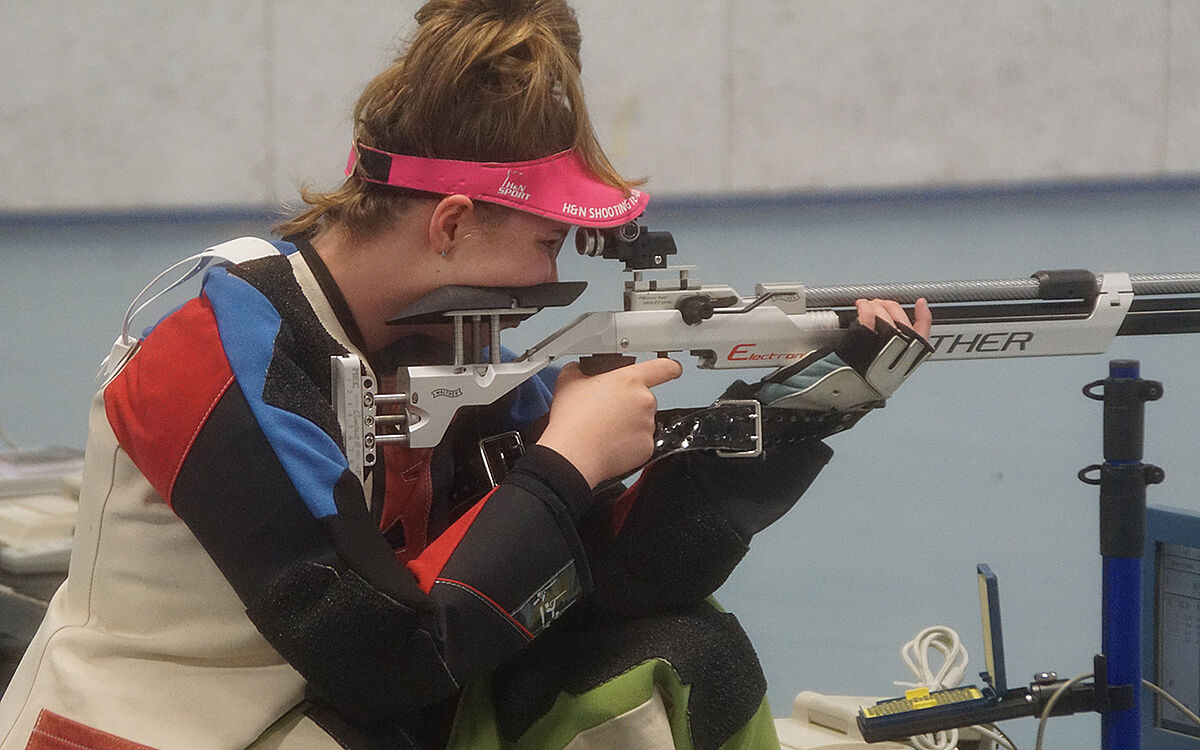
[475,400,865,492]
[653,399,865,462]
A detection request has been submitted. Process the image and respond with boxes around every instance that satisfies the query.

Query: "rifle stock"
[340,266,1200,451]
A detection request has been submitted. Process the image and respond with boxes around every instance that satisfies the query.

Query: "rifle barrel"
[805,272,1200,307]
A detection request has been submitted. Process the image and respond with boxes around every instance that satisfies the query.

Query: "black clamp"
[675,294,739,325]
[1033,269,1100,301]
[1079,359,1164,559]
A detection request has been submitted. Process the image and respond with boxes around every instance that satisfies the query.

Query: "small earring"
[440,250,448,258]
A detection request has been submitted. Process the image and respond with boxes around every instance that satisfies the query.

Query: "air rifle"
[331,221,1200,478]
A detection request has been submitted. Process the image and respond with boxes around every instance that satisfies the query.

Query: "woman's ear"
[428,195,475,256]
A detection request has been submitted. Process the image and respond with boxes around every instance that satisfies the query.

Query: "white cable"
[894,631,1200,749]
[1034,671,1092,750]
[973,724,1016,750]
[119,254,212,346]
[1144,679,1200,727]
[96,239,280,384]
[897,626,971,692]
[894,626,966,750]
[1034,676,1200,750]
[893,626,1017,750]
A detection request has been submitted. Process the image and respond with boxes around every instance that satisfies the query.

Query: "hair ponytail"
[276,0,637,240]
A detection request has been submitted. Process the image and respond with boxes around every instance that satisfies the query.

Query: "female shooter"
[0,1,929,748]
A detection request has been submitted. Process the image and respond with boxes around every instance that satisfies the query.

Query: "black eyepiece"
[573,221,677,271]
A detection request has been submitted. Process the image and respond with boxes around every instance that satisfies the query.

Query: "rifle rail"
[805,272,1200,307]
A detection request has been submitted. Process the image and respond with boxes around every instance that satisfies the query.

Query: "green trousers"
[447,601,781,750]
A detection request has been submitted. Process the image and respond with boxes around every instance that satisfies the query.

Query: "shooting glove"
[645,321,931,466]
[752,318,932,412]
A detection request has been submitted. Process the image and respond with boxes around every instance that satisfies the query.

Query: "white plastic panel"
[575,1,730,195]
[1,1,1196,212]
[0,2,272,210]
[269,0,422,206]
[1168,0,1200,172]
[727,0,1172,193]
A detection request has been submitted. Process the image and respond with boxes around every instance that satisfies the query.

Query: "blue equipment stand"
[1080,359,1165,750]
[857,360,1162,746]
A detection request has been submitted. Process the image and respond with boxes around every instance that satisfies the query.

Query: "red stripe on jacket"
[28,709,156,750]
[405,488,495,594]
[104,295,236,506]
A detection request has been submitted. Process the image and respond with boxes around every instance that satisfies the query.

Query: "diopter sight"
[575,220,678,271]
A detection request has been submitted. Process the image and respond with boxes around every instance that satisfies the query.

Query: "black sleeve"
[171,386,592,723]
[563,438,834,626]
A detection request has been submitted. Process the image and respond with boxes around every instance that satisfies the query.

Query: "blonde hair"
[276,0,637,240]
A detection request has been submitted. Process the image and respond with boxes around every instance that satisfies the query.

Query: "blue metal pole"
[1102,556,1141,750]
[1092,359,1162,750]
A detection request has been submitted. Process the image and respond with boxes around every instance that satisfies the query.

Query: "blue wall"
[3,181,1199,748]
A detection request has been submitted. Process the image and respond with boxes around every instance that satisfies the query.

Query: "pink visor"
[347,143,649,228]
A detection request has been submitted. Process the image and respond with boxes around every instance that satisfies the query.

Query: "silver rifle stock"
[333,260,1200,467]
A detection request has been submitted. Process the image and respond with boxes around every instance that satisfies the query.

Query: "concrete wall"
[2,1,1198,212]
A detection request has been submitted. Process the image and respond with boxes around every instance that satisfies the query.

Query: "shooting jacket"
[0,237,835,750]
